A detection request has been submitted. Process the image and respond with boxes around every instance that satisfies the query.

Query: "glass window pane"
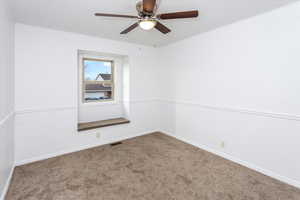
[84,59,112,81]
[84,82,112,101]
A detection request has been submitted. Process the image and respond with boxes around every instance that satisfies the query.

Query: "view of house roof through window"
[84,60,112,81]
[83,59,114,102]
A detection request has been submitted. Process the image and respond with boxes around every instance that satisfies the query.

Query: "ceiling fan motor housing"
[136,1,155,17]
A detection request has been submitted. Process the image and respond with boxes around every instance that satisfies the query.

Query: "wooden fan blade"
[157,10,199,20]
[143,0,156,13]
[155,21,171,34]
[95,13,138,19]
[120,23,139,34]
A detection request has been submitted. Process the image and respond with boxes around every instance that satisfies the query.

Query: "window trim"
[81,57,115,103]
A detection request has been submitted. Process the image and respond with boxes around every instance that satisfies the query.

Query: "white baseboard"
[0,165,15,200]
[162,131,300,189]
[16,130,158,166]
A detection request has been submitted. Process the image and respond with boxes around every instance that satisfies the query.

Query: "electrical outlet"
[220,141,225,148]
[96,132,101,139]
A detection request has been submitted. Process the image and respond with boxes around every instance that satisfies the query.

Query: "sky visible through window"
[84,60,112,81]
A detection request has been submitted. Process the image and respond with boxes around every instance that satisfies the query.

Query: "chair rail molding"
[15,99,161,115]
[0,111,15,126]
[157,99,300,122]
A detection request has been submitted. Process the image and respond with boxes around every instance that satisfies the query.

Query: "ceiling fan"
[95,0,199,34]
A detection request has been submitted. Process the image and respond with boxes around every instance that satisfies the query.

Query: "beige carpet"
[6,132,300,200]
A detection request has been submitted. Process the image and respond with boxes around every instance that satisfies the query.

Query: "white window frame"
[79,55,117,105]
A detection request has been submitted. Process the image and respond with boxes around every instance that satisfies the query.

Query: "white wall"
[14,24,161,164]
[0,0,15,199]
[159,2,300,186]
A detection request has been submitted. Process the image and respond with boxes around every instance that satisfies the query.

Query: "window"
[82,58,114,103]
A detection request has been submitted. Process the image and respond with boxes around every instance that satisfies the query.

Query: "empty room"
[1,0,300,199]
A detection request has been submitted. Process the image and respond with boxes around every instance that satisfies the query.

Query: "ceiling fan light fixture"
[139,19,157,30]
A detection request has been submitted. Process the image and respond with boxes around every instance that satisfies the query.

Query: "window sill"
[80,100,121,107]
[78,117,130,131]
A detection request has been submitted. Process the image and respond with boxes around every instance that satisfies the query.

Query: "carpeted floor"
[6,132,300,200]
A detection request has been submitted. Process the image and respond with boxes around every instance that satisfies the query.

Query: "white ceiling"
[13,0,298,46]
